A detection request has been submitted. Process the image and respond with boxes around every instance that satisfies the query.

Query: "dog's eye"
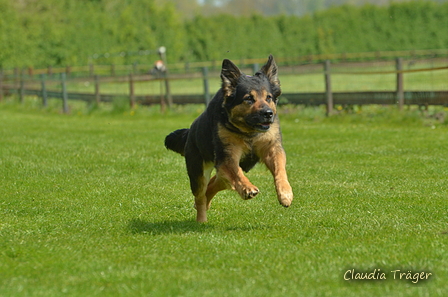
[266,95,273,103]
[244,95,255,105]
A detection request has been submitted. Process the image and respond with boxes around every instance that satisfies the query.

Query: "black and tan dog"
[165,55,293,222]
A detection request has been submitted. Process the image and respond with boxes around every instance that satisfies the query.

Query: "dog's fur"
[165,55,293,222]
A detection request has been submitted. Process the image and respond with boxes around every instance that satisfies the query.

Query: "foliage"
[0,0,186,68]
[184,1,448,61]
[1,0,448,68]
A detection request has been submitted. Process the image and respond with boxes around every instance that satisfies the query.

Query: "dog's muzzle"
[247,108,275,132]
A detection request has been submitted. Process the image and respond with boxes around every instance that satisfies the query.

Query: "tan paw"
[239,185,259,200]
[278,190,293,207]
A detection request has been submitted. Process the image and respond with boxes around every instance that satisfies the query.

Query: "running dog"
[165,55,293,222]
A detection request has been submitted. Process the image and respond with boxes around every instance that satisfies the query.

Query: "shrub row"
[0,0,447,69]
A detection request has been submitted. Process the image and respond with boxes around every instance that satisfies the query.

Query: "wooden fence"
[2,48,448,77]
[1,58,447,115]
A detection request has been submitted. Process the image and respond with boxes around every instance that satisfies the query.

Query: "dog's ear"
[260,54,280,86]
[221,59,242,97]
[259,54,281,98]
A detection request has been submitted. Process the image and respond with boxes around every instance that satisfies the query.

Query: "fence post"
[19,71,25,104]
[164,73,172,109]
[129,74,135,108]
[253,63,260,73]
[396,58,404,111]
[89,64,94,77]
[40,74,48,107]
[94,75,101,105]
[202,67,210,106]
[14,68,19,91]
[61,73,69,113]
[0,70,3,102]
[158,46,172,108]
[324,60,333,116]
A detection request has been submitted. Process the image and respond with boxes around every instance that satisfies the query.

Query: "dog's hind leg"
[187,158,214,222]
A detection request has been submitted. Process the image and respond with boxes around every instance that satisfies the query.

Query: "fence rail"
[1,49,448,78]
[1,57,447,114]
[282,91,448,106]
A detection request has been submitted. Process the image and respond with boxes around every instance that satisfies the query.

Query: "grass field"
[1,102,447,296]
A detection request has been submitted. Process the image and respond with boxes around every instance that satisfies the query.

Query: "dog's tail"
[164,128,189,156]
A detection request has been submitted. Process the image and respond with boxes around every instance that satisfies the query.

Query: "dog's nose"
[263,109,274,120]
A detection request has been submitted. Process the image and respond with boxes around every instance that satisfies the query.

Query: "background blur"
[1,0,447,111]
[1,0,448,68]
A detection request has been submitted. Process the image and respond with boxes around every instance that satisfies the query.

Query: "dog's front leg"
[262,146,293,207]
[216,160,259,200]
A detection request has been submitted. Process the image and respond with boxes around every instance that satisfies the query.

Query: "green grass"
[0,102,447,296]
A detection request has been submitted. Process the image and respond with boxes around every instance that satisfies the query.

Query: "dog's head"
[221,55,281,134]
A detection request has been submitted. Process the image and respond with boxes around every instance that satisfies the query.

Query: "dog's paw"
[278,191,293,207]
[240,186,259,200]
[275,180,293,207]
[277,184,293,207]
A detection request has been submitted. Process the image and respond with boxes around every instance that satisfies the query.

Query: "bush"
[1,0,447,68]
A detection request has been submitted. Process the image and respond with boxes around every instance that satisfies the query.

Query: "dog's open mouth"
[255,122,272,131]
[245,114,274,132]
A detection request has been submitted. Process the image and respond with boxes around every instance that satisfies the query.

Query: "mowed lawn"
[0,104,447,296]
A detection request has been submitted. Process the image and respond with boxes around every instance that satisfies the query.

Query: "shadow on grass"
[225,224,273,232]
[127,218,214,235]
